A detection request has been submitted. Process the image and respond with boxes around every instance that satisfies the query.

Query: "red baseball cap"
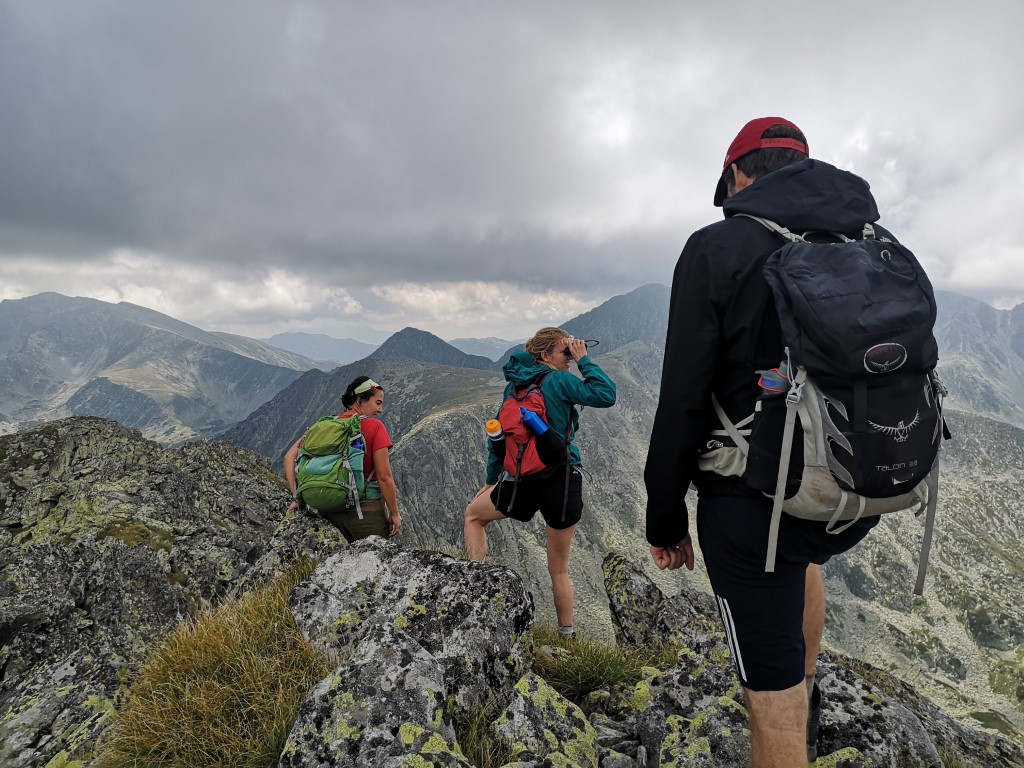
[713,117,808,206]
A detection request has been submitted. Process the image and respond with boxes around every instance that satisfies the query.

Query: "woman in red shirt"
[284,376,402,541]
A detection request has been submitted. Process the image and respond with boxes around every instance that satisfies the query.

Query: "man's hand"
[388,512,402,537]
[650,535,695,571]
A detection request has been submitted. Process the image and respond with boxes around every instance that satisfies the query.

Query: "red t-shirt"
[336,415,392,477]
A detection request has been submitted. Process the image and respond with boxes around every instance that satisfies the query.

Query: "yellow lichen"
[814,746,868,767]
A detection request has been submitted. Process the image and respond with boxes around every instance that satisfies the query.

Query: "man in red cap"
[645,117,887,765]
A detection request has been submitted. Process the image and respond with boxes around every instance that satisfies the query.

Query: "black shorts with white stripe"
[695,494,878,691]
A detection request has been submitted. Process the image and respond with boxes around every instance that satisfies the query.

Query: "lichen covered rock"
[602,551,718,649]
[490,672,600,767]
[280,619,474,767]
[2,417,1021,768]
[289,536,534,712]
[0,417,345,768]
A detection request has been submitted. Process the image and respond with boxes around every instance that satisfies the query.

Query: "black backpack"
[714,215,950,594]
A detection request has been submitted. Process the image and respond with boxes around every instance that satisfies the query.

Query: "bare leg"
[545,524,577,629]
[463,485,505,561]
[804,563,825,694]
[745,682,810,767]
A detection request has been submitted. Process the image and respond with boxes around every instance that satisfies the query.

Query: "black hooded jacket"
[644,159,890,547]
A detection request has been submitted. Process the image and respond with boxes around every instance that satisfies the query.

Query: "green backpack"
[294,415,369,516]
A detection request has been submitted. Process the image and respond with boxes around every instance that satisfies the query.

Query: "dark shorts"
[490,467,583,530]
[696,495,878,692]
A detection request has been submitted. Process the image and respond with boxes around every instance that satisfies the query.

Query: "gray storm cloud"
[1,0,1022,337]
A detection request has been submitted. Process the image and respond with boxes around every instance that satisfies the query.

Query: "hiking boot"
[807,680,822,762]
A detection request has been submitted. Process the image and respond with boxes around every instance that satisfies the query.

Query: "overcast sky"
[2,1,1022,342]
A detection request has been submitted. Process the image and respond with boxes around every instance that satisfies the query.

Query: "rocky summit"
[1,416,1023,767]
[0,416,348,767]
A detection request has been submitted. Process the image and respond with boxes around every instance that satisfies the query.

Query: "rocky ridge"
[276,539,1024,767]
[0,417,343,767]
[2,416,1022,767]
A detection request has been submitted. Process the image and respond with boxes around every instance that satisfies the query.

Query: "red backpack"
[493,373,575,520]
[497,382,549,478]
[496,373,571,478]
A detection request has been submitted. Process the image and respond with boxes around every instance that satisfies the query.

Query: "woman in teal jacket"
[464,326,616,637]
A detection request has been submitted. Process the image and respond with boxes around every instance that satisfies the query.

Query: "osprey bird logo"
[863,343,908,374]
[869,411,921,443]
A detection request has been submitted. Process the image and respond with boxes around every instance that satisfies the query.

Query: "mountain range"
[447,336,523,360]
[4,284,1024,744]
[0,293,322,443]
[260,331,378,364]
[933,290,1024,430]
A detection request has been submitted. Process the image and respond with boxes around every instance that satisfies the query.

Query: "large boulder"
[280,619,474,767]
[288,537,535,712]
[282,537,534,766]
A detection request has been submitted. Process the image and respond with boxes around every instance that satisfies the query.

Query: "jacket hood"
[722,159,880,233]
[502,349,553,387]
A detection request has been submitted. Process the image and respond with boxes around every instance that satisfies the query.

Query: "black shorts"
[490,467,583,530]
[696,494,878,692]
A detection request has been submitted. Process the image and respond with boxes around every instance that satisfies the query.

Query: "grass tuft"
[95,560,332,768]
[450,695,514,768]
[938,746,970,767]
[531,624,677,701]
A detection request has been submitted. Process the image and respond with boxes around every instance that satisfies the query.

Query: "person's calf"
[744,682,809,768]
[462,510,488,561]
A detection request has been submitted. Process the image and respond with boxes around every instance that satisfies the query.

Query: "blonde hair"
[524,327,569,362]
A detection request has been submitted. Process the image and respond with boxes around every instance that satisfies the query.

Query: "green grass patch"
[531,624,677,702]
[96,522,175,550]
[94,560,332,768]
[989,660,1024,710]
[938,746,970,767]
[450,695,514,768]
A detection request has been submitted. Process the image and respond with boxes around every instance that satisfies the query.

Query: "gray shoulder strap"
[736,212,879,244]
[711,393,749,455]
[732,213,803,243]
[914,466,939,596]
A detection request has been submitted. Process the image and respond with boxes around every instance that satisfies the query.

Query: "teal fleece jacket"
[485,349,617,484]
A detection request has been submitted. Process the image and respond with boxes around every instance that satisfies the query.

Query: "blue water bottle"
[519,407,549,435]
[757,360,790,396]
